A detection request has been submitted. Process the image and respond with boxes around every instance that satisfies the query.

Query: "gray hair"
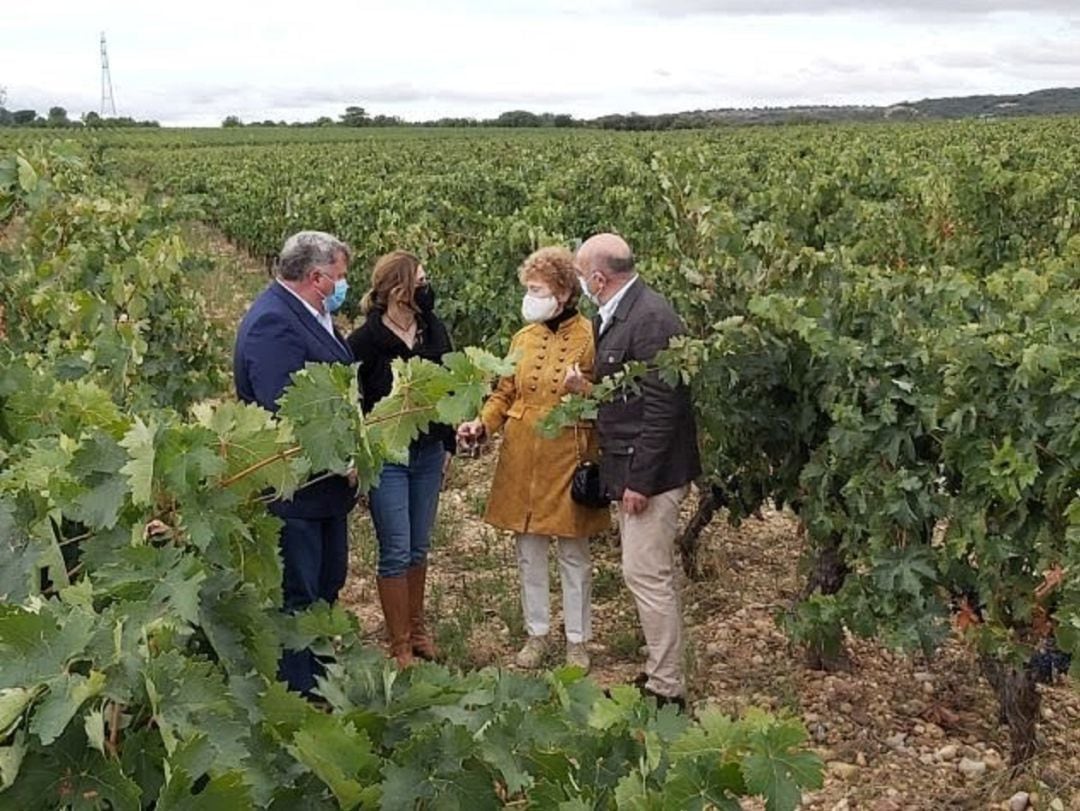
[276,231,351,281]
[604,251,635,275]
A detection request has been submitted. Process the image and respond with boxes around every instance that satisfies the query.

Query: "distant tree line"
[7,85,1080,133]
[0,102,159,129]
[221,107,582,129]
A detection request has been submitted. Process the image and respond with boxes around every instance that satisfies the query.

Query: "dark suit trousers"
[278,515,349,695]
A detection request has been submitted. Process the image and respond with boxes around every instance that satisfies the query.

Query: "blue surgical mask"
[325,278,348,313]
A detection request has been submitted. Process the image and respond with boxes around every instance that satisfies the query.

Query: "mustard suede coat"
[480,313,610,538]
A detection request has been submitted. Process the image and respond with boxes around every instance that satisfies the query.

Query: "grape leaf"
[0,686,38,734]
[379,760,431,811]
[435,350,502,426]
[277,363,360,474]
[193,400,300,501]
[119,417,158,507]
[2,724,142,811]
[66,432,130,530]
[276,601,355,652]
[0,604,95,687]
[366,356,451,453]
[144,651,250,772]
[84,706,106,756]
[286,713,380,810]
[156,768,254,810]
[661,759,744,811]
[29,670,107,745]
[0,730,27,790]
[0,510,41,603]
[669,707,739,758]
[741,722,823,811]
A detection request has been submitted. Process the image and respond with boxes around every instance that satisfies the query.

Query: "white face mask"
[521,292,560,323]
[579,275,599,305]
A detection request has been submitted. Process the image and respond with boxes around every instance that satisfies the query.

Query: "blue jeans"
[369,437,445,578]
[278,514,349,696]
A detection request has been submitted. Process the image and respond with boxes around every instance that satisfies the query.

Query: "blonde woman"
[458,247,609,671]
[348,251,454,668]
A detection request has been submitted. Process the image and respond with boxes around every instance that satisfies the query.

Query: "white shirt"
[598,275,639,334]
[277,279,335,337]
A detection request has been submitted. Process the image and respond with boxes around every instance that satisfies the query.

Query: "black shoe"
[642,687,686,713]
[603,672,648,698]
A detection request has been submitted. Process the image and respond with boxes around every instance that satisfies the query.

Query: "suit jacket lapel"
[332,326,351,357]
[597,280,645,349]
[270,283,353,362]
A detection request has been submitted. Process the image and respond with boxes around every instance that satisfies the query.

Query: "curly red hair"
[517,246,580,306]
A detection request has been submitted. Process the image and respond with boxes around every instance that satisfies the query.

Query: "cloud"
[4,0,1076,124]
[931,52,997,70]
[629,0,1077,16]
[998,37,1080,66]
[930,35,1080,72]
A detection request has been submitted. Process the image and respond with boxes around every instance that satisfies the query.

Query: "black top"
[347,308,456,455]
[543,305,578,332]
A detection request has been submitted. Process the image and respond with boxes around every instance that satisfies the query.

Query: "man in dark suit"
[570,233,701,710]
[234,230,358,696]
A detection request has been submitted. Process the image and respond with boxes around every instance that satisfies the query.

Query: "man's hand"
[564,363,588,395]
[621,488,649,516]
[346,467,358,490]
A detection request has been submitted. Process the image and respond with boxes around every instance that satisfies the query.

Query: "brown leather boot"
[406,563,439,661]
[376,575,413,668]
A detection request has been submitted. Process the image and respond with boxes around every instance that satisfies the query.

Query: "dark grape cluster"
[1028,644,1072,685]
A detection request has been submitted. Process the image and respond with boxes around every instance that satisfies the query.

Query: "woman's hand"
[457,419,485,445]
[564,363,588,395]
[455,421,486,453]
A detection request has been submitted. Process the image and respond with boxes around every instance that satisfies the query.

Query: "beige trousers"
[617,485,689,698]
[516,534,592,644]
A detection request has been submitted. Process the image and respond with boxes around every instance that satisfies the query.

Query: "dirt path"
[200,230,1079,811]
[182,221,271,323]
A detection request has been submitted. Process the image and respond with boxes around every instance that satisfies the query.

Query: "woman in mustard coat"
[458,247,609,671]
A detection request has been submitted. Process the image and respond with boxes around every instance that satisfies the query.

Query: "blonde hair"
[361,250,420,314]
[518,246,580,307]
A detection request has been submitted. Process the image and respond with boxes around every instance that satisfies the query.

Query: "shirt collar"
[598,275,639,329]
[277,279,334,333]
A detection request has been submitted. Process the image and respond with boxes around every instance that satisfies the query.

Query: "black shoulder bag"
[571,424,609,508]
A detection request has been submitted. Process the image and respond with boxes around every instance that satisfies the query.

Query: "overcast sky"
[3,1,1078,125]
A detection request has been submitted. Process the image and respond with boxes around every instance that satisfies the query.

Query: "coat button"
[530,385,537,391]
[607,355,615,363]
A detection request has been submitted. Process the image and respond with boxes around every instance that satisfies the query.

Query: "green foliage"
[0,143,818,808]
[88,118,1079,755]
[0,142,225,411]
